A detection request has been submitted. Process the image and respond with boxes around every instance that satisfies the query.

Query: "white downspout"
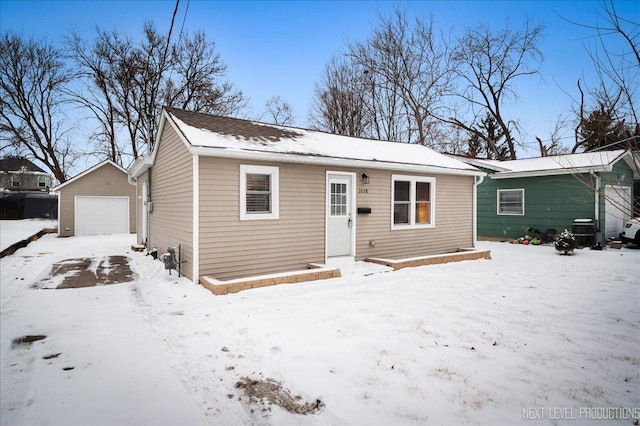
[473,174,485,247]
[590,171,601,241]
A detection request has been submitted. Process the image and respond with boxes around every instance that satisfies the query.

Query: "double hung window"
[240,165,279,220]
[392,175,435,229]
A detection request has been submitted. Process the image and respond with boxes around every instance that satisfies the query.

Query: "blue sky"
[1,0,638,160]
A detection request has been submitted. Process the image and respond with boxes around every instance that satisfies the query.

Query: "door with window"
[327,174,354,257]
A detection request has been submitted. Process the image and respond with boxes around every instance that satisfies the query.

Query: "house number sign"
[359,188,368,194]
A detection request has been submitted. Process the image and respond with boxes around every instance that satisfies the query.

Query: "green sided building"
[460,150,638,244]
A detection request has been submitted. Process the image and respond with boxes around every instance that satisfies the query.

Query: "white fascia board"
[128,156,153,178]
[490,166,611,179]
[128,108,194,179]
[188,146,485,177]
[144,109,196,169]
[0,170,50,176]
[456,157,510,172]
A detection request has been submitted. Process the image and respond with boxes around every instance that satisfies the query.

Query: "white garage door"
[75,196,129,235]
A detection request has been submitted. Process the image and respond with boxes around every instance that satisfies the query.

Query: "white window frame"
[240,164,279,220]
[497,189,525,216]
[38,175,47,187]
[391,174,436,230]
[11,175,20,188]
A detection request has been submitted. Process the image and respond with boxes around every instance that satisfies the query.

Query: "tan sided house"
[128,107,485,288]
[54,160,136,236]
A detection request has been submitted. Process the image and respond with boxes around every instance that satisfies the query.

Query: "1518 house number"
[359,188,368,194]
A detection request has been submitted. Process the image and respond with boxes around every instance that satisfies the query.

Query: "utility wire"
[178,0,190,42]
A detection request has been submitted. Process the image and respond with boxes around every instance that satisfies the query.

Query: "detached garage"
[54,160,136,237]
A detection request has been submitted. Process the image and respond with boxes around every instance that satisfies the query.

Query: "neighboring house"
[459,150,638,243]
[128,107,485,283]
[53,160,136,237]
[0,157,53,191]
[0,157,56,219]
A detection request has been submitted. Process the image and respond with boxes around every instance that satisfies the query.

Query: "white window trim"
[497,188,525,216]
[391,174,436,230]
[11,175,20,187]
[38,175,47,187]
[240,164,279,220]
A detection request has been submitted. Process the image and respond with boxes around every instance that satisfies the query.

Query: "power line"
[178,0,190,42]
[163,0,180,62]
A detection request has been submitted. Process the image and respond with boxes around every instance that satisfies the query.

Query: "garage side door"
[604,185,632,239]
[75,196,129,235]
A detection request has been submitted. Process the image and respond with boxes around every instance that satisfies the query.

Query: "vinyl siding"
[355,170,474,260]
[477,161,636,241]
[148,126,194,279]
[198,158,326,280]
[198,160,475,281]
[477,173,595,239]
[57,163,136,237]
[0,172,51,190]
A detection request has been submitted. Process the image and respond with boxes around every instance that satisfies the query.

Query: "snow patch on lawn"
[1,231,639,425]
[0,219,57,251]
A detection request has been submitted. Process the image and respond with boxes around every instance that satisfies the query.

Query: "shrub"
[555,229,577,255]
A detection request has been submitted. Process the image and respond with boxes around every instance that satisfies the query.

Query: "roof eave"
[53,160,130,191]
[490,166,611,179]
[621,151,640,178]
[128,155,153,178]
[455,157,510,172]
[189,145,484,177]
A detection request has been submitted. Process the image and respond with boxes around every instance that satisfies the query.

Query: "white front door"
[327,174,354,257]
[604,185,632,239]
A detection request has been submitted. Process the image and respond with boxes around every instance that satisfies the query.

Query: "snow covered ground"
[0,219,57,252]
[1,227,638,425]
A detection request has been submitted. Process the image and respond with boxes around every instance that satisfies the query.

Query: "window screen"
[246,173,271,213]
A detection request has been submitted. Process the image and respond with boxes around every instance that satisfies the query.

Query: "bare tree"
[447,19,544,159]
[67,30,125,164]
[69,23,247,165]
[309,55,369,137]
[348,9,453,145]
[0,33,78,182]
[568,0,639,153]
[310,9,453,145]
[163,31,247,116]
[263,96,294,126]
[536,115,570,157]
[464,113,507,159]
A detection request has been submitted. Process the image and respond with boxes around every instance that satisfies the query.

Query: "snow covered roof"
[158,107,483,177]
[460,150,639,179]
